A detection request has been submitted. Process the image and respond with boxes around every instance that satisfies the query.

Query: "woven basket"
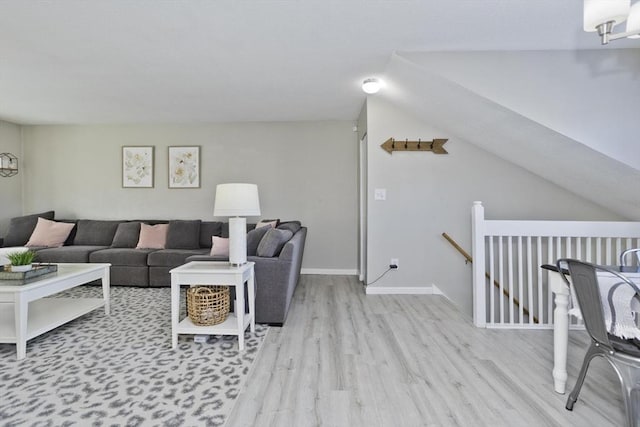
[186,286,230,326]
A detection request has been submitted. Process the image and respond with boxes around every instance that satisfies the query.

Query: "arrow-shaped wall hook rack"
[380,138,449,155]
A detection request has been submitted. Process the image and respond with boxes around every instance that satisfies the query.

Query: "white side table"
[170,261,256,351]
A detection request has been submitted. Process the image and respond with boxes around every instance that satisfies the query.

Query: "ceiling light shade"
[362,78,380,94]
[626,1,640,37]
[584,0,630,32]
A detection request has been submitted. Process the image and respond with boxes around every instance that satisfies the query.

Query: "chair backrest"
[620,248,640,267]
[557,259,614,352]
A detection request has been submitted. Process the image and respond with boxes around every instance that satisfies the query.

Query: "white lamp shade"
[213,183,261,217]
[626,1,640,37]
[584,0,630,31]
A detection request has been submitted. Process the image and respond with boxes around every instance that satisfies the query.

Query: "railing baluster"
[576,237,582,259]
[489,236,495,325]
[537,236,543,324]
[548,236,554,324]
[499,236,504,325]
[508,237,514,323]
[518,236,523,324]
[527,236,533,325]
[616,238,622,262]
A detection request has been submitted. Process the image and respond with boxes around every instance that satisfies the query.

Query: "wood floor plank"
[226,275,626,426]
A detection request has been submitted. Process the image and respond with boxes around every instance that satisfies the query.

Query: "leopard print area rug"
[0,286,269,426]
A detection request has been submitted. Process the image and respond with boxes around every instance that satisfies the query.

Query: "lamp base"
[228,217,247,266]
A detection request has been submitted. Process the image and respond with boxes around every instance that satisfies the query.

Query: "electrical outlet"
[390,258,399,269]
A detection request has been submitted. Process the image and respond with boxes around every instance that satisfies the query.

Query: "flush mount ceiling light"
[362,78,381,94]
[584,0,640,44]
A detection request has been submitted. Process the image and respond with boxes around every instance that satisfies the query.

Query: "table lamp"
[213,183,261,266]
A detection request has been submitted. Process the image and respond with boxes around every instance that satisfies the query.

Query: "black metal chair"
[621,248,640,267]
[557,258,640,427]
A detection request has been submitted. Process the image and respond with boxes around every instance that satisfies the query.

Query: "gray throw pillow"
[111,222,141,248]
[277,221,301,234]
[256,228,293,257]
[246,225,271,256]
[3,210,55,247]
[166,220,201,249]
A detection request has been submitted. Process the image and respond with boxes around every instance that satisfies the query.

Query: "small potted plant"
[7,250,36,272]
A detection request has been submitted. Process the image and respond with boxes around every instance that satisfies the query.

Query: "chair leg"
[611,360,640,427]
[566,343,602,411]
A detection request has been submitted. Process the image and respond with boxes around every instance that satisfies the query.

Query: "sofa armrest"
[279,227,306,262]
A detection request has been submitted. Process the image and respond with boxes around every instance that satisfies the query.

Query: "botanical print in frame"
[168,146,200,188]
[122,146,154,188]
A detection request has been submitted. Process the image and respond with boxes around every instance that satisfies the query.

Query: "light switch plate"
[374,188,386,201]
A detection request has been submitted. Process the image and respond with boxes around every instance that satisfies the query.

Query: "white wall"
[365,97,623,316]
[20,122,358,271]
[0,120,23,236]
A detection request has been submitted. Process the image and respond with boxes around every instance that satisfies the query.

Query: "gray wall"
[0,120,23,236]
[20,122,358,271]
[365,97,623,315]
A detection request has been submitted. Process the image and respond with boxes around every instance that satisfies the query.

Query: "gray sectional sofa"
[0,211,306,325]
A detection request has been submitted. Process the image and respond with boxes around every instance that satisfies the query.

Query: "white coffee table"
[170,261,255,351]
[0,263,111,359]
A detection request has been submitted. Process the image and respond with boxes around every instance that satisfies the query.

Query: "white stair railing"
[471,201,640,328]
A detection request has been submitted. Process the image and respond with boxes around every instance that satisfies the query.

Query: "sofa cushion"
[136,223,168,249]
[26,218,75,248]
[277,221,302,234]
[73,220,120,246]
[246,225,271,256]
[257,228,294,257]
[3,210,55,247]
[199,221,223,248]
[147,248,209,267]
[35,245,108,263]
[111,222,141,248]
[166,220,201,249]
[90,248,157,266]
[210,236,229,256]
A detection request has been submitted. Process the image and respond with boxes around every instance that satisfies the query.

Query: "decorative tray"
[0,264,58,281]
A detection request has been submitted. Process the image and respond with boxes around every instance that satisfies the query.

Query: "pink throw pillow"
[256,219,279,229]
[210,236,229,256]
[26,217,75,248]
[136,223,168,249]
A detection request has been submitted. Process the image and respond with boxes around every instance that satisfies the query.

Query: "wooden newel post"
[471,201,486,327]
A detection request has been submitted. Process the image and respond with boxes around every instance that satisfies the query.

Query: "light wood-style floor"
[227,275,624,427]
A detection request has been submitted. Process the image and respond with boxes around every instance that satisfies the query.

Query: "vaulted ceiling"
[1,0,637,124]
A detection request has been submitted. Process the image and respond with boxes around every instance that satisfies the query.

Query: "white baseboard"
[301,268,358,275]
[365,284,444,295]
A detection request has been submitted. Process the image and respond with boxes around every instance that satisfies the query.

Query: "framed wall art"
[168,146,200,188]
[122,146,154,188]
